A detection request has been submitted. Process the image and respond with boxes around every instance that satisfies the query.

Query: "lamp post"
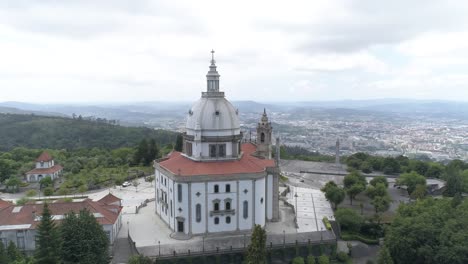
[283,230,285,246]
[158,241,161,256]
[321,227,323,242]
[202,236,205,252]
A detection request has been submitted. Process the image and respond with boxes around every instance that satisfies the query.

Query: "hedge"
[341,233,379,245]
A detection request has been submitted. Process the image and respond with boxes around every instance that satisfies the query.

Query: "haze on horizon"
[1,0,468,103]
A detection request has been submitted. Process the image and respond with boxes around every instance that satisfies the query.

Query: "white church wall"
[174,182,189,234]
[238,180,253,230]
[254,177,266,226]
[190,182,206,234]
[266,174,273,220]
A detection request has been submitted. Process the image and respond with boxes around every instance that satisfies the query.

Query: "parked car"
[122,181,131,187]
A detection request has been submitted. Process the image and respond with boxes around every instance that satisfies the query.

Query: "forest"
[0,113,176,150]
[0,113,178,195]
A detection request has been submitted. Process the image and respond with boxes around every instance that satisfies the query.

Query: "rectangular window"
[16,231,25,250]
[243,201,248,219]
[170,201,173,217]
[177,184,182,202]
[186,142,193,156]
[196,204,201,223]
[219,144,226,157]
[105,231,111,241]
[210,145,217,158]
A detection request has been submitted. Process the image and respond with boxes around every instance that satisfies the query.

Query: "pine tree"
[35,203,61,264]
[6,241,23,263]
[174,134,183,152]
[377,246,394,264]
[246,225,267,264]
[146,139,159,165]
[0,241,8,264]
[61,209,109,264]
[133,139,148,165]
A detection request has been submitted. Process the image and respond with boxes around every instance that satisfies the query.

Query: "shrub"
[292,256,305,264]
[16,197,30,205]
[318,255,330,264]
[43,187,54,196]
[336,251,349,262]
[341,233,379,245]
[306,255,316,264]
[26,189,37,197]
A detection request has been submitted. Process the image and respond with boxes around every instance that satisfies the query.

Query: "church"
[154,51,279,237]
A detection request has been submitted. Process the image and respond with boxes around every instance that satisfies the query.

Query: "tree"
[385,198,468,264]
[35,203,61,264]
[335,208,364,232]
[397,171,426,195]
[371,195,391,214]
[174,134,183,152]
[366,183,387,199]
[306,256,316,264]
[61,209,109,264]
[246,225,267,264]
[382,157,400,174]
[360,161,373,173]
[321,181,345,210]
[344,172,367,205]
[370,176,388,188]
[128,255,152,264]
[377,246,394,264]
[146,138,159,165]
[444,167,463,197]
[292,256,305,264]
[5,176,21,193]
[410,184,426,200]
[39,176,53,189]
[318,255,330,264]
[43,187,54,196]
[7,241,23,263]
[0,241,8,264]
[133,139,148,165]
[346,184,365,205]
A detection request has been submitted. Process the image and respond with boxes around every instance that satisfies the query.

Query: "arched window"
[243,201,248,219]
[177,184,182,202]
[225,201,231,210]
[261,133,265,143]
[214,217,219,225]
[226,216,231,224]
[214,202,219,211]
[214,185,219,193]
[225,184,231,193]
[196,204,201,223]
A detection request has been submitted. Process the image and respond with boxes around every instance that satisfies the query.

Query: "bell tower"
[255,108,273,159]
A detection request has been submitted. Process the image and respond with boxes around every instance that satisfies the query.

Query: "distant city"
[1,99,467,162]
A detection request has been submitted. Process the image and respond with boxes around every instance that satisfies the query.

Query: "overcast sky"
[1,0,468,103]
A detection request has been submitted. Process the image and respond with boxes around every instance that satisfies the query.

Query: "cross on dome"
[211,49,215,65]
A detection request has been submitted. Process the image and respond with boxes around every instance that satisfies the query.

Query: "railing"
[209,209,236,216]
[135,198,156,214]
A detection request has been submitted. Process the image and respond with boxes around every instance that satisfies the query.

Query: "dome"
[186,97,240,135]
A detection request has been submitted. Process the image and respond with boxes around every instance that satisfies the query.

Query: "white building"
[154,51,279,238]
[25,152,63,182]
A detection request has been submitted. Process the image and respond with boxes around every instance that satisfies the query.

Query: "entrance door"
[177,221,184,233]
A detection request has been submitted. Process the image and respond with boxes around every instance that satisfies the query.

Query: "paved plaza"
[286,186,335,233]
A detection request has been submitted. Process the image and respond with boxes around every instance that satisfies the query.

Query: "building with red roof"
[25,152,63,182]
[154,52,279,238]
[0,194,122,252]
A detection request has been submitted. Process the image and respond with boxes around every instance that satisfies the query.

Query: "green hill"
[0,113,177,151]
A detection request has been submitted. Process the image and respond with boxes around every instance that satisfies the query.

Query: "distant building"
[0,194,123,252]
[25,152,63,182]
[154,51,279,238]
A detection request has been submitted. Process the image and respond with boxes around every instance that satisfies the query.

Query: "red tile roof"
[159,143,276,176]
[26,165,63,175]
[36,152,53,162]
[0,199,122,229]
[0,199,12,210]
[98,193,121,205]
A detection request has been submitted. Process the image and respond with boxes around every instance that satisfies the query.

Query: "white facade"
[155,170,275,235]
[154,51,279,237]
